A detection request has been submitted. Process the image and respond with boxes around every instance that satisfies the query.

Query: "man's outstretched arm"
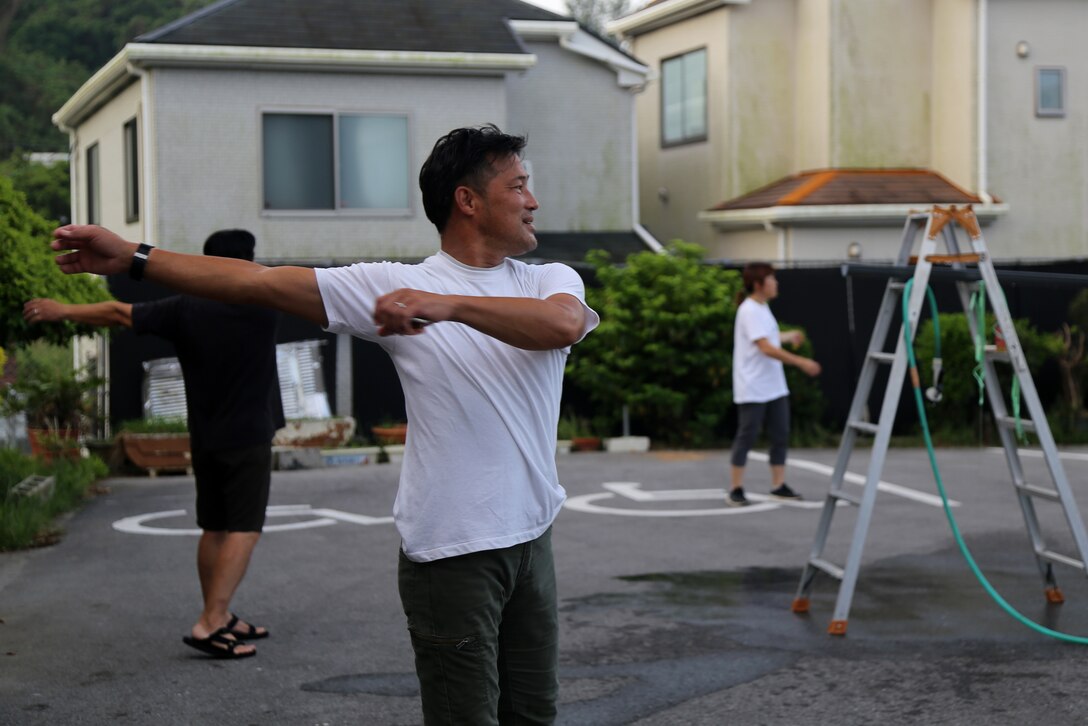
[25,298,133,328]
[51,225,328,327]
[372,289,588,351]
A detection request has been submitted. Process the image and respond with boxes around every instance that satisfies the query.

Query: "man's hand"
[51,225,140,277]
[781,330,806,347]
[23,298,66,324]
[374,289,445,337]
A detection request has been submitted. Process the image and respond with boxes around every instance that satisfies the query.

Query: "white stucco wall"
[69,81,143,240]
[146,68,507,260]
[506,40,636,233]
[630,7,730,248]
[985,0,1088,259]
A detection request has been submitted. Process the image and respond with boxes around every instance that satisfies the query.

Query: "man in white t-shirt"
[48,124,599,725]
[729,263,820,507]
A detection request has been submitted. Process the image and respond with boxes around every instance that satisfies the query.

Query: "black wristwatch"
[129,243,154,281]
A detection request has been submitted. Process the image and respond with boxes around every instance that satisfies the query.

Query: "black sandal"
[227,613,269,640]
[182,627,256,659]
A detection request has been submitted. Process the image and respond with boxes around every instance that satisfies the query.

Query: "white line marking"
[112,504,392,535]
[987,447,1088,463]
[748,452,959,508]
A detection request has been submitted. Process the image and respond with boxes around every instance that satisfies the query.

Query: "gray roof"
[136,0,567,54]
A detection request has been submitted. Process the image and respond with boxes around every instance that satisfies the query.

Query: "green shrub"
[0,174,112,347]
[117,417,189,434]
[912,312,1063,436]
[566,242,825,447]
[0,449,107,551]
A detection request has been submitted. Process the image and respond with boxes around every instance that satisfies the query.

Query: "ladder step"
[829,488,862,506]
[888,281,906,292]
[984,345,1010,362]
[848,420,880,435]
[925,253,982,265]
[810,557,845,580]
[868,351,896,365]
[996,415,1036,433]
[1038,549,1086,571]
[1015,482,1061,502]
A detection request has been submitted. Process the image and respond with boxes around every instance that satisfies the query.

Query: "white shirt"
[316,251,599,561]
[732,297,789,404]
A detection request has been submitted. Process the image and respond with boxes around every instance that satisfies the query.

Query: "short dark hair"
[419,124,527,233]
[203,229,256,260]
[742,262,775,294]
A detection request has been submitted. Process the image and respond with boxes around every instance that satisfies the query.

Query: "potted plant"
[117,418,191,477]
[558,413,601,452]
[371,421,408,446]
[0,341,102,461]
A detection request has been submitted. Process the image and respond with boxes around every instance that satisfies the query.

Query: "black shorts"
[191,443,272,532]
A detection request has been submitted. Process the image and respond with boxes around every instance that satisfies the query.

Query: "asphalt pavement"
[4,446,1088,725]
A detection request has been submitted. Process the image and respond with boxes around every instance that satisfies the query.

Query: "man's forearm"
[61,301,133,328]
[142,248,327,327]
[448,294,585,350]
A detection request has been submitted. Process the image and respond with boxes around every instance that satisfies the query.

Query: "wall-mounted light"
[1016,41,1030,59]
[847,241,862,260]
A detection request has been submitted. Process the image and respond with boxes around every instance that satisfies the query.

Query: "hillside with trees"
[0,0,211,157]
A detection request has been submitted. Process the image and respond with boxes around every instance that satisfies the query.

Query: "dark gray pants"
[731,395,791,467]
[398,527,558,726]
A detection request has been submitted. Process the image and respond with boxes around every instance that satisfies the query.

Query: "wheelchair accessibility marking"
[112,504,394,536]
[563,452,957,517]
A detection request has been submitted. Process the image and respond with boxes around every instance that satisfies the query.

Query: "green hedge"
[0,449,108,551]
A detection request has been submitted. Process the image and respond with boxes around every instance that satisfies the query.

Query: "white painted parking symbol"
[112,504,394,536]
[563,452,958,517]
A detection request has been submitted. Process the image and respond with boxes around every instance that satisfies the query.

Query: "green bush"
[0,175,112,347]
[912,312,1063,435]
[567,242,824,447]
[0,448,108,551]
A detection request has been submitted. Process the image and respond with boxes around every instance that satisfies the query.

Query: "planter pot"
[27,427,80,463]
[372,425,408,445]
[570,436,602,452]
[120,432,192,477]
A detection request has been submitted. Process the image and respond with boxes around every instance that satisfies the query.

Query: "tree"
[0,175,112,347]
[567,242,741,446]
[1,152,70,223]
[565,0,631,38]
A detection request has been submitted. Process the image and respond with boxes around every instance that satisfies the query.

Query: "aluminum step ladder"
[791,205,1088,635]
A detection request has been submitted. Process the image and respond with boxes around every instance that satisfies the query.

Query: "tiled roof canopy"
[137,0,565,53]
[709,169,995,212]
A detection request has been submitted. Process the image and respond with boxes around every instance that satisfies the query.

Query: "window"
[661,48,707,146]
[86,142,100,225]
[1036,67,1066,117]
[124,118,139,223]
[262,112,409,212]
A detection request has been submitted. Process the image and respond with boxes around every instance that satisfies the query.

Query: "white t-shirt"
[732,297,789,404]
[316,251,599,562]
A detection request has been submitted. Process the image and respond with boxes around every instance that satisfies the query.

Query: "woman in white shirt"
[729,263,821,507]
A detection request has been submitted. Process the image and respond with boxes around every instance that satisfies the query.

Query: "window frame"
[660,47,708,148]
[259,107,413,217]
[1035,66,1066,118]
[86,142,100,225]
[123,118,140,223]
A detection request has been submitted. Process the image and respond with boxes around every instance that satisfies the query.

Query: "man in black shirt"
[24,229,283,659]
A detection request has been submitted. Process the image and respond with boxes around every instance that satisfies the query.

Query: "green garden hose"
[902,278,1088,644]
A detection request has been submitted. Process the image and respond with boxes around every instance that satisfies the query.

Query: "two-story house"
[53,0,655,430]
[611,0,1087,263]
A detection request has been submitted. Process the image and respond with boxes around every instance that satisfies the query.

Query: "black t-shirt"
[131,296,285,452]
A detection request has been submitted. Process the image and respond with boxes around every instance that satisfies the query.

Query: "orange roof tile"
[708,169,995,211]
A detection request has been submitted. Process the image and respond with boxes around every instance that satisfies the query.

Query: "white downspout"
[977,0,992,203]
[127,63,154,244]
[631,99,664,253]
